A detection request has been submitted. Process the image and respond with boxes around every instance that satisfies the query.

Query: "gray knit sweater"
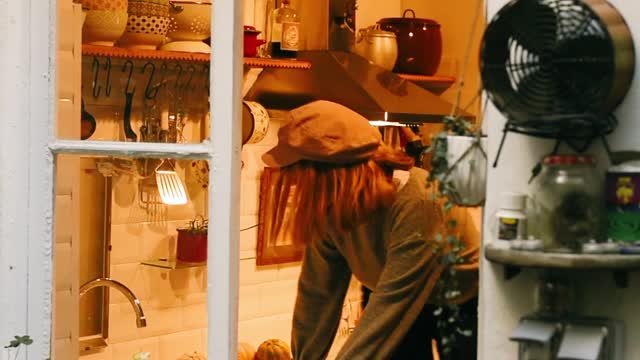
[291,167,444,359]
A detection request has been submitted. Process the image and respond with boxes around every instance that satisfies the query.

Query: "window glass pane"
[57,2,211,146]
[53,154,210,358]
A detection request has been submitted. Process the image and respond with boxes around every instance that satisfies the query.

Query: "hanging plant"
[422,0,484,357]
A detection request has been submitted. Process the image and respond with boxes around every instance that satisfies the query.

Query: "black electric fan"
[480,0,635,156]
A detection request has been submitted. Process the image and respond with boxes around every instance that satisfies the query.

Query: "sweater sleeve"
[336,197,443,360]
[291,235,352,360]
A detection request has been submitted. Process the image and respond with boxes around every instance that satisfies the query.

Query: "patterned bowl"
[118,0,171,49]
[160,0,212,53]
[82,0,128,46]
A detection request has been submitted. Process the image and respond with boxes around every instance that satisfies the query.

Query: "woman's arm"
[291,235,352,360]
[336,197,444,360]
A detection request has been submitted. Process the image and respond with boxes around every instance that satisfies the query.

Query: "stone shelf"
[484,242,640,288]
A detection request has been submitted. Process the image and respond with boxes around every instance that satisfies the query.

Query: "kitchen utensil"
[155,159,187,205]
[377,9,442,75]
[119,0,171,49]
[352,24,398,70]
[81,99,97,140]
[123,91,137,141]
[244,25,267,57]
[81,0,128,46]
[160,0,212,53]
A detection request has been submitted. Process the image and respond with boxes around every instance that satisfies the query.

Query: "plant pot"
[176,229,207,263]
[446,135,487,206]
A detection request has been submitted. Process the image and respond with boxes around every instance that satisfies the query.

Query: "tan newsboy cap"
[262,100,382,168]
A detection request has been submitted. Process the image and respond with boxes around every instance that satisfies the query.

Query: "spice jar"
[528,155,606,252]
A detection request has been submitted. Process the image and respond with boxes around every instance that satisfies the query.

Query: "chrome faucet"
[80,278,147,328]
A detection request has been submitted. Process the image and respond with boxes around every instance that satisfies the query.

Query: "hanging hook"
[122,60,135,94]
[103,57,112,96]
[174,63,184,90]
[184,65,196,90]
[141,62,158,99]
[92,57,102,98]
[202,64,210,95]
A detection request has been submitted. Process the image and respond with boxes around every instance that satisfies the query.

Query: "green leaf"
[444,201,455,212]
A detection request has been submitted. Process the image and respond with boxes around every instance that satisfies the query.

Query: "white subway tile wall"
[78,116,362,360]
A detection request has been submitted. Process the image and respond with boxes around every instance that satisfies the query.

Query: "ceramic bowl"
[82,0,128,46]
[160,0,212,53]
[119,0,171,50]
[167,1,211,41]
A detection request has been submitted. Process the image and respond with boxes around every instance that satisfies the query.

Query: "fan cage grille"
[480,0,616,127]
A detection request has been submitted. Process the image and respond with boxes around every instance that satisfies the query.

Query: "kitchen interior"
[52,0,484,359]
[47,0,640,359]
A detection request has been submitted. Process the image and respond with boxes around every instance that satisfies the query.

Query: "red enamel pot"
[377,9,443,75]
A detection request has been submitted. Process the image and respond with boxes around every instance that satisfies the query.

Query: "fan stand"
[493,114,617,168]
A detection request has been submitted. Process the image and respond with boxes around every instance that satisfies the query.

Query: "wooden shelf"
[485,242,640,288]
[82,45,312,69]
[395,73,456,94]
[141,258,206,270]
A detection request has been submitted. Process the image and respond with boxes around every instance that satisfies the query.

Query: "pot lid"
[365,28,396,38]
[378,9,440,27]
[543,154,596,165]
[244,25,261,34]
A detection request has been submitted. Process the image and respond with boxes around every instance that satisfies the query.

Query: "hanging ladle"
[122,60,138,142]
[81,98,96,140]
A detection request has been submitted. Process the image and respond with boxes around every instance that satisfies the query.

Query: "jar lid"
[366,28,397,38]
[499,192,526,211]
[244,25,261,34]
[378,9,440,27]
[543,154,596,165]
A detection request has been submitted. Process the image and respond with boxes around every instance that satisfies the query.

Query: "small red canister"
[244,25,266,57]
[176,224,207,263]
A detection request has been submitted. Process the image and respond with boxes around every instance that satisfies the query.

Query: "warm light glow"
[368,120,406,127]
[409,32,414,37]
[155,162,188,205]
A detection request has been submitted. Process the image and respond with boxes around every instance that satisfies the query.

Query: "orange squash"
[238,342,256,360]
[255,339,292,360]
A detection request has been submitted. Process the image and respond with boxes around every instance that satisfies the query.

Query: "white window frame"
[0,0,243,359]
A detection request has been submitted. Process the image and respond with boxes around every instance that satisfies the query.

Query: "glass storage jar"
[528,155,606,252]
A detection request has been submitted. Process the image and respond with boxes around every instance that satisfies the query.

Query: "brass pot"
[352,25,398,71]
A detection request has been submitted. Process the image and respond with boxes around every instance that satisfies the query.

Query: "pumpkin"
[238,342,256,360]
[255,339,292,360]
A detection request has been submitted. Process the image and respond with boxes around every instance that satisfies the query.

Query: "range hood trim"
[244,50,474,124]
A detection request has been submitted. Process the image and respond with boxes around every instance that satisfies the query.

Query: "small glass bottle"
[269,0,300,58]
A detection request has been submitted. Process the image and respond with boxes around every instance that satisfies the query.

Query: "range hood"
[244,50,473,124]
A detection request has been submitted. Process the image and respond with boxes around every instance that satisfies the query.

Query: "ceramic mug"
[242,101,270,145]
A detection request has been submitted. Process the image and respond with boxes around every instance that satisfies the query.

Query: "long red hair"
[267,144,414,246]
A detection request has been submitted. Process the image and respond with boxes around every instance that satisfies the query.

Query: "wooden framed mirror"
[256,167,304,265]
